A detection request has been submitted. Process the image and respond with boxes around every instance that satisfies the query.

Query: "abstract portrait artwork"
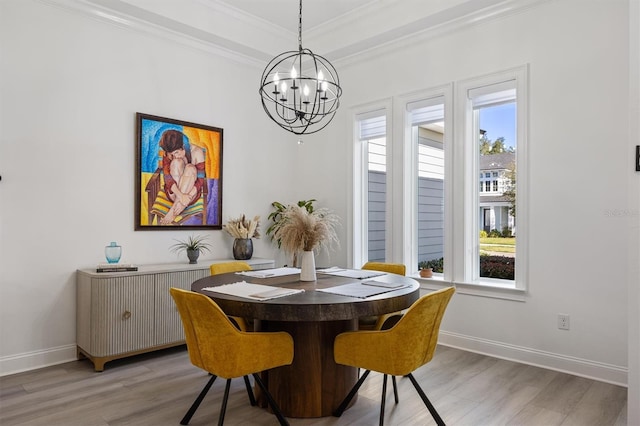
[135,113,223,230]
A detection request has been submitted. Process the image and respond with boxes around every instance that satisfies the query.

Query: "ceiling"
[69,0,529,65]
[216,0,379,33]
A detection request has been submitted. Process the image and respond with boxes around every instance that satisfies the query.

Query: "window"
[351,67,527,297]
[409,98,446,274]
[457,66,528,291]
[353,107,390,267]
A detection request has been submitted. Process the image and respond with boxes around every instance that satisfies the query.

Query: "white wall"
[0,0,308,373]
[314,0,634,386]
[0,0,637,405]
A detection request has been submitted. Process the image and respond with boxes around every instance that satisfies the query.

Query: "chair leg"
[252,373,289,426]
[407,373,445,426]
[180,374,217,425]
[217,379,232,426]
[391,375,399,404]
[243,375,256,406]
[379,374,388,426]
[333,369,371,417]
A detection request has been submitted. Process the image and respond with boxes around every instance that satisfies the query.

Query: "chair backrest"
[169,288,240,372]
[210,261,252,276]
[361,261,406,276]
[170,288,247,376]
[390,287,455,369]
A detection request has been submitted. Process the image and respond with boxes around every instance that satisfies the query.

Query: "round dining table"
[191,269,419,418]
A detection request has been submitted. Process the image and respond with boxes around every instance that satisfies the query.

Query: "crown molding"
[328,0,551,66]
[36,0,550,69]
[37,0,271,67]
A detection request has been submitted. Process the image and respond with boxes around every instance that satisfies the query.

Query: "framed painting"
[135,113,223,230]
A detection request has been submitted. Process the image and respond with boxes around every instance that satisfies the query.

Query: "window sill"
[412,273,526,302]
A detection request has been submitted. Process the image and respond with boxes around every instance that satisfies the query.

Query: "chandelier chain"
[298,0,302,51]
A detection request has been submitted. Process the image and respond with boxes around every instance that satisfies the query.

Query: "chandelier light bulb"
[303,84,310,97]
[281,81,287,93]
[317,70,324,82]
[291,66,297,79]
[321,81,328,92]
[273,72,280,84]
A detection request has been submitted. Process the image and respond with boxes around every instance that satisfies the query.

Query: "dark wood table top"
[191,271,420,322]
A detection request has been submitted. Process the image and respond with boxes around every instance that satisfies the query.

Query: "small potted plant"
[419,266,433,278]
[170,235,212,264]
[222,214,260,260]
[418,260,435,278]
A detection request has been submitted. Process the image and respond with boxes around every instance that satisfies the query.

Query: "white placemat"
[316,282,403,299]
[316,267,386,279]
[202,281,304,300]
[236,267,300,278]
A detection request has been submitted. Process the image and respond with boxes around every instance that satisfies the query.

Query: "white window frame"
[454,65,529,298]
[395,84,453,278]
[349,99,393,269]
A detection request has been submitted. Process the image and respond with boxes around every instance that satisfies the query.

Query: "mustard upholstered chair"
[209,261,253,276]
[358,262,408,399]
[170,288,294,426]
[209,261,253,331]
[333,287,455,426]
[359,262,407,331]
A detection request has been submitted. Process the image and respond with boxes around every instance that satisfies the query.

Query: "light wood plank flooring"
[0,346,627,425]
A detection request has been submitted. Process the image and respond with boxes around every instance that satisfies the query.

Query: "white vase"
[300,250,317,281]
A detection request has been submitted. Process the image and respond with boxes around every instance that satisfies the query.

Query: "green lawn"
[480,237,516,254]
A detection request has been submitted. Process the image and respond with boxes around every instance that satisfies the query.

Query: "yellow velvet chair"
[333,287,455,426]
[359,262,407,331]
[170,288,293,426]
[209,261,253,331]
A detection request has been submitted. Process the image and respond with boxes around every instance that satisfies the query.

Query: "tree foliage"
[479,135,514,155]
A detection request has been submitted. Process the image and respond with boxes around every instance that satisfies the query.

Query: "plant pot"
[233,238,253,260]
[300,250,316,281]
[419,268,433,278]
[187,249,200,264]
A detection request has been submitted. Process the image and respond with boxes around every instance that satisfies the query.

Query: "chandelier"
[259,0,342,135]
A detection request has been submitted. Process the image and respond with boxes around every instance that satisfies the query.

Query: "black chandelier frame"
[258,0,342,135]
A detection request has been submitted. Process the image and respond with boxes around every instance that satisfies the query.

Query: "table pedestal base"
[256,319,358,418]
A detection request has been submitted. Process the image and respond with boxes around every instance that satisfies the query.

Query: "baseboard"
[0,344,78,377]
[439,331,628,387]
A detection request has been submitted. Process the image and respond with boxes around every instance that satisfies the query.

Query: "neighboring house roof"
[480,152,515,171]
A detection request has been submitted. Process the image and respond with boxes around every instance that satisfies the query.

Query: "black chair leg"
[391,375,399,404]
[333,369,371,417]
[407,373,445,426]
[180,374,217,425]
[217,379,232,426]
[243,375,256,406]
[379,374,388,426]
[252,373,289,426]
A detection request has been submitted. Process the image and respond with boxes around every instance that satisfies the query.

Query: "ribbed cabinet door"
[154,269,209,345]
[91,275,155,356]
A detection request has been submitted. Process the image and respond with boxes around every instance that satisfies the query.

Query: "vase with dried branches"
[222,215,260,260]
[273,204,339,281]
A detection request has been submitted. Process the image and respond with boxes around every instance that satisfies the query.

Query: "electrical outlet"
[558,314,570,330]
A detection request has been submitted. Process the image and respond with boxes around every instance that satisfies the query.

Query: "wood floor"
[0,345,627,426]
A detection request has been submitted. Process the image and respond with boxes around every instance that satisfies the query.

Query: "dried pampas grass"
[222,214,261,239]
[273,205,339,254]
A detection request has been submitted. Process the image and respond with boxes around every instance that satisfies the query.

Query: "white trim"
[394,84,453,274]
[0,344,78,377]
[349,99,393,268]
[438,332,628,387]
[37,0,268,68]
[455,65,529,291]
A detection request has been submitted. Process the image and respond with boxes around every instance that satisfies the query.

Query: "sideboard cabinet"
[76,259,274,371]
